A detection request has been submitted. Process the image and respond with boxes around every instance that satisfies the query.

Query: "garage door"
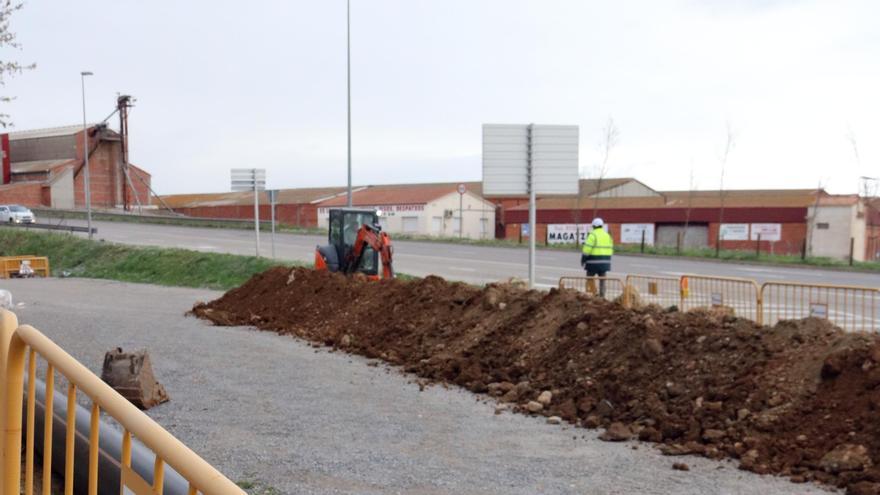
[402,216,419,233]
[656,224,709,248]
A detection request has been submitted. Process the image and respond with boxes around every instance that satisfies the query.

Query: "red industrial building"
[0,124,151,209]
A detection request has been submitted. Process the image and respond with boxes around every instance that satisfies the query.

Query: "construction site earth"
[186,266,880,495]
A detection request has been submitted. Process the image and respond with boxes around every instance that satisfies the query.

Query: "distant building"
[315,183,496,239]
[0,124,151,209]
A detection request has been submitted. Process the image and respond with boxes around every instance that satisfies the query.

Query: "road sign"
[457,183,467,195]
[230,168,267,256]
[482,123,579,288]
[231,168,266,192]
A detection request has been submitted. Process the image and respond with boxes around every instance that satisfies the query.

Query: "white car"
[0,205,36,224]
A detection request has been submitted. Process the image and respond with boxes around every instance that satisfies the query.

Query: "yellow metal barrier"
[0,309,245,495]
[558,276,625,301]
[0,255,50,278]
[761,282,880,333]
[623,274,682,309]
[680,275,762,324]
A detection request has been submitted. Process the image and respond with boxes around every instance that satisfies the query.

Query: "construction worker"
[581,218,614,297]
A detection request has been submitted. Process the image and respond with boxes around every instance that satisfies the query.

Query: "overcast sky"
[3,0,879,195]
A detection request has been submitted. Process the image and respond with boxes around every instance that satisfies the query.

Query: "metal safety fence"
[680,275,763,324]
[0,309,245,495]
[558,276,625,302]
[623,275,682,310]
[761,282,880,333]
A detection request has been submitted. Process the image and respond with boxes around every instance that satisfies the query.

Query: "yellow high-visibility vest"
[582,228,614,257]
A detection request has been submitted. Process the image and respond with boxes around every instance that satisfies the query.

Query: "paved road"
[4,278,831,494]
[38,217,880,288]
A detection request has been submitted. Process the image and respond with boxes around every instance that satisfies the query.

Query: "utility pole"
[80,71,94,240]
[346,0,352,207]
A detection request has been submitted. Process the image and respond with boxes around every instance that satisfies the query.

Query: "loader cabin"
[326,208,381,275]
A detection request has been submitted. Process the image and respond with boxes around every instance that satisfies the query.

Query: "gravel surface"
[3,278,835,495]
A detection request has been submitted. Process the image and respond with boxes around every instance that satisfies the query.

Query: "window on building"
[431,217,442,234]
[480,218,489,238]
[817,222,830,230]
[453,217,461,234]
[402,216,419,233]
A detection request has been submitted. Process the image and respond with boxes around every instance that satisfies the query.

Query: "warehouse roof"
[160,186,349,208]
[509,188,827,211]
[8,124,96,141]
[317,182,483,207]
[11,159,78,174]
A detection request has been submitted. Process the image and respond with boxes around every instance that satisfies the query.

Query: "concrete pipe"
[28,378,189,494]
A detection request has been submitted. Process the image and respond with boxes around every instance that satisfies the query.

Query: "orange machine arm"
[346,224,395,279]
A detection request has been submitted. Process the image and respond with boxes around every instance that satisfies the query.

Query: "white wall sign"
[809,302,828,319]
[547,224,591,244]
[719,223,749,241]
[621,223,655,245]
[750,223,781,241]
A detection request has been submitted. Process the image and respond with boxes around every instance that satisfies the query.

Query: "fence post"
[801,238,807,260]
[850,237,855,266]
[756,234,761,257]
[640,230,646,253]
[0,309,23,495]
[676,231,682,255]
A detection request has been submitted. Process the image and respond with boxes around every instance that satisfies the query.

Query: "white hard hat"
[592,218,604,228]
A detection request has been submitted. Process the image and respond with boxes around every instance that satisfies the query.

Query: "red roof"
[318,183,478,207]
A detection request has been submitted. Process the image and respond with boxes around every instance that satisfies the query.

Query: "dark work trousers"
[585,264,610,297]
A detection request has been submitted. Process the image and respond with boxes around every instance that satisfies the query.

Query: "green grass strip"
[0,228,294,290]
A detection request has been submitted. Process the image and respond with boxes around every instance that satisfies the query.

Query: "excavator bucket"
[100,348,170,409]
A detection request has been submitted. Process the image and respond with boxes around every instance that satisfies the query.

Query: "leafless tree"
[683,167,696,248]
[0,1,34,127]
[591,116,619,219]
[806,179,826,257]
[716,122,735,255]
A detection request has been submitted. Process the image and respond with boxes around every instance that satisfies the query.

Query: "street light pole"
[80,71,94,240]
[346,0,352,207]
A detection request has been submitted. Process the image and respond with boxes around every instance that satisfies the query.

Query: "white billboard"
[719,223,749,241]
[621,223,655,245]
[482,124,579,196]
[751,223,781,241]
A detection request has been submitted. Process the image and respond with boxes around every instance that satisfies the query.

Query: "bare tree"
[0,1,34,127]
[682,166,696,248]
[716,122,735,256]
[591,116,619,219]
[806,179,826,257]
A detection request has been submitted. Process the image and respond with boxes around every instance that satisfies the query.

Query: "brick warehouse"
[0,124,151,209]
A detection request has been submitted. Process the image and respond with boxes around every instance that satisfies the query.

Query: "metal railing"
[761,282,880,333]
[623,275,682,309]
[680,275,763,324]
[0,309,245,495]
[558,276,625,302]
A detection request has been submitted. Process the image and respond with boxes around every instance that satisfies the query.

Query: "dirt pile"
[193,267,880,494]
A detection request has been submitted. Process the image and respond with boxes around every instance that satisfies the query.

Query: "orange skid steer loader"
[315,208,395,279]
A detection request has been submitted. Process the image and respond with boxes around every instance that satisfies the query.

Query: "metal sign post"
[268,189,278,259]
[231,168,266,257]
[482,124,579,288]
[457,183,467,239]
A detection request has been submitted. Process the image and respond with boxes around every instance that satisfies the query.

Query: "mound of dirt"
[193,267,880,494]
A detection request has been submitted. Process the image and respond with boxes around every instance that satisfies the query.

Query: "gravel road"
[3,278,834,495]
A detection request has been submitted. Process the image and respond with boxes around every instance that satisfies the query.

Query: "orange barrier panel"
[623,275,682,310]
[680,275,762,324]
[558,276,625,302]
[0,255,49,279]
[761,282,879,333]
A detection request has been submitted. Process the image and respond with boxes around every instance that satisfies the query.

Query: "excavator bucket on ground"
[100,348,170,409]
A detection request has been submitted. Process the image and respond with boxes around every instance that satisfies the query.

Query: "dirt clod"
[192,267,880,494]
[672,462,690,471]
[599,422,633,442]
